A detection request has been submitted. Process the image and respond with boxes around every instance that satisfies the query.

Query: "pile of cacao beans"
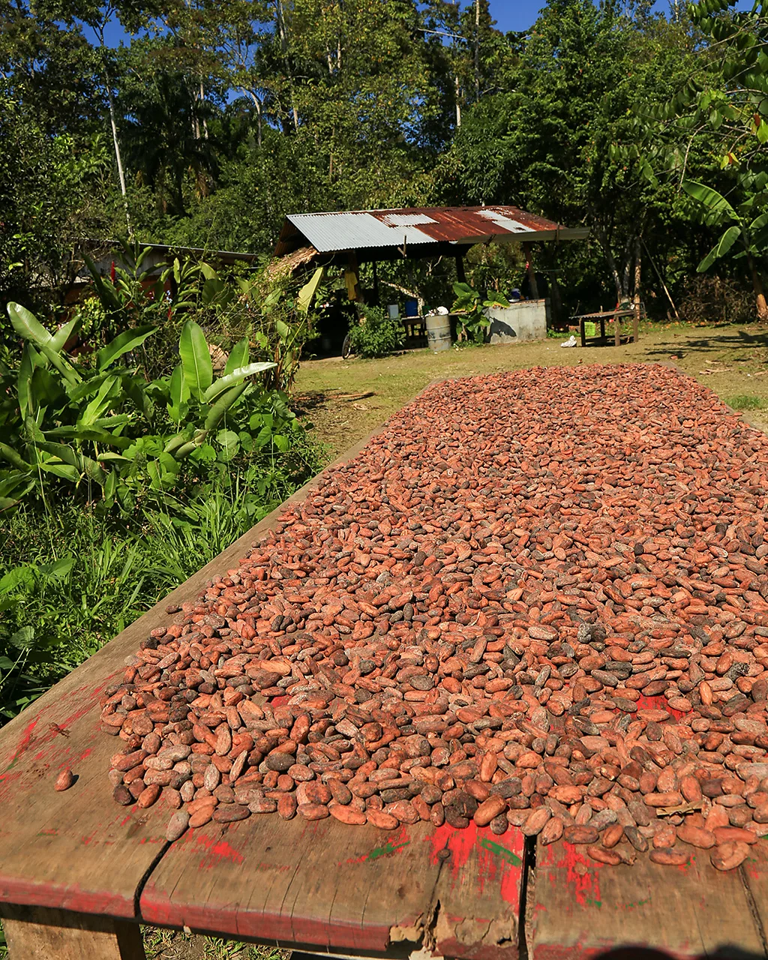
[100,365,768,872]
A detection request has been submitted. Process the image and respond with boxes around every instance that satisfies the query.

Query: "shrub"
[0,304,283,514]
[726,394,766,411]
[678,275,753,325]
[347,306,405,358]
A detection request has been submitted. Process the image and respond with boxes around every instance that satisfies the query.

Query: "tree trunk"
[199,80,209,139]
[455,73,461,128]
[102,57,131,236]
[275,0,299,131]
[747,253,768,321]
[474,0,480,100]
[246,89,263,146]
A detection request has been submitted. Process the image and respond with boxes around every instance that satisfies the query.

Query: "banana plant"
[683,179,768,320]
[162,319,275,461]
[0,302,156,509]
[1,303,276,513]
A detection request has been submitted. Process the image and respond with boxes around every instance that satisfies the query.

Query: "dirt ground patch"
[294,323,768,456]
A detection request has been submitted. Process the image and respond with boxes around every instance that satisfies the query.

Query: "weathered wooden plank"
[432,824,525,960]
[0,424,387,919]
[141,817,439,952]
[141,814,524,959]
[529,840,766,960]
[735,840,768,950]
[0,904,145,960]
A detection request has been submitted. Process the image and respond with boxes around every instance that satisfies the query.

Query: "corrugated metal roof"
[275,205,587,257]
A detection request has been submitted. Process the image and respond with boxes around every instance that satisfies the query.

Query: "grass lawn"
[295,321,768,455]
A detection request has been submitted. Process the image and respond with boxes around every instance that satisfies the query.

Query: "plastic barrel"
[425,313,451,352]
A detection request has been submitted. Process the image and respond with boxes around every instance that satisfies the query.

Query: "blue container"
[404,298,418,318]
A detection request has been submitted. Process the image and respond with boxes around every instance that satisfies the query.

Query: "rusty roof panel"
[276,205,587,257]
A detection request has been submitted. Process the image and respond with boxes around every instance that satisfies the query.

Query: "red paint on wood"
[542,843,602,909]
[0,874,136,918]
[190,832,245,869]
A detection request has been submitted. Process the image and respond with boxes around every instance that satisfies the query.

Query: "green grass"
[295,320,768,457]
[0,452,324,721]
[725,394,766,411]
[143,927,290,959]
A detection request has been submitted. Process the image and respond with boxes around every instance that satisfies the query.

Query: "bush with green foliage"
[0,457,323,721]
[0,303,285,514]
[451,282,511,342]
[347,306,405,358]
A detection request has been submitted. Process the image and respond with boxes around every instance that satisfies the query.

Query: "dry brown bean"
[522,807,551,837]
[137,784,161,809]
[165,810,190,842]
[330,805,367,825]
[602,824,624,849]
[650,848,690,866]
[55,768,76,792]
[563,825,599,845]
[676,825,716,849]
[210,800,246,823]
[587,845,622,866]
[367,810,399,830]
[711,841,750,871]
[540,816,564,846]
[474,795,507,827]
[298,802,330,821]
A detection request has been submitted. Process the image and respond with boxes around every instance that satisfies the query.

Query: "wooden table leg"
[614,311,620,347]
[580,318,586,347]
[600,316,606,343]
[0,904,145,960]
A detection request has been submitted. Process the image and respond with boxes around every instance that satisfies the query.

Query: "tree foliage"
[0,0,764,319]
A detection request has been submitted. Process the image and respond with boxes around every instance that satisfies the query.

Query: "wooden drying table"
[573,308,639,348]
[2,431,768,960]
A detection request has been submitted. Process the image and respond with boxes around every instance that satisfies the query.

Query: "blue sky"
[94,1,747,49]
[487,0,556,31]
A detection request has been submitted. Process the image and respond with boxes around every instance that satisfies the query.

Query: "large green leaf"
[31,366,64,409]
[80,376,119,426]
[97,325,156,370]
[224,338,249,376]
[167,363,190,422]
[179,320,213,397]
[203,363,276,403]
[17,344,36,420]
[6,304,79,383]
[698,224,742,271]
[682,181,739,221]
[33,441,106,485]
[0,443,31,471]
[50,314,83,353]
[46,425,132,449]
[7,302,55,348]
[204,383,247,432]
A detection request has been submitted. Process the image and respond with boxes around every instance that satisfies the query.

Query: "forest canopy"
[1,0,766,320]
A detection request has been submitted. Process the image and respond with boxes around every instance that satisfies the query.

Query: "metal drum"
[425,312,451,352]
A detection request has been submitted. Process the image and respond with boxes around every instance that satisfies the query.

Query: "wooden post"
[455,255,467,285]
[0,905,145,960]
[614,307,620,347]
[523,243,539,300]
[633,238,642,343]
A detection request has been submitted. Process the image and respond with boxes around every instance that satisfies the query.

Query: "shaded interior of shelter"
[274,205,586,356]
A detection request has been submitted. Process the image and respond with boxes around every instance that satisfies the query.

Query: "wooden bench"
[573,305,644,348]
[1,422,767,960]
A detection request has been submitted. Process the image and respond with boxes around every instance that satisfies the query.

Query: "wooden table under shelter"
[573,308,641,348]
[2,433,768,960]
